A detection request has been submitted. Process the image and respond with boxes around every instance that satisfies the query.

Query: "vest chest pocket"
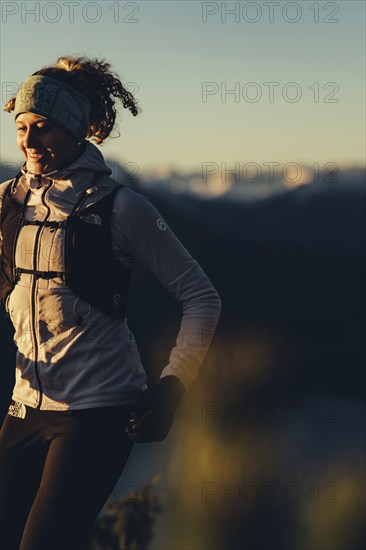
[66,217,107,269]
[73,222,106,264]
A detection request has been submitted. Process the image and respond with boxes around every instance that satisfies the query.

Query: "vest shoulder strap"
[77,183,125,217]
[1,173,22,205]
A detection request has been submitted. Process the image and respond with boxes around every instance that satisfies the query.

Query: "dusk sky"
[1,1,364,175]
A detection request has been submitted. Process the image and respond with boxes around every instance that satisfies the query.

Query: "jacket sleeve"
[110,186,222,391]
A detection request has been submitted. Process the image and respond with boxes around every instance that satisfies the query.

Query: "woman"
[0,55,221,549]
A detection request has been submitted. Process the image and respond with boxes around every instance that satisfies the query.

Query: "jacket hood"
[21,140,113,189]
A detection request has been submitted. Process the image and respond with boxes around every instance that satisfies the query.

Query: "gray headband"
[14,74,91,141]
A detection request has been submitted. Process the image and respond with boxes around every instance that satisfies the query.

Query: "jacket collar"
[20,140,113,191]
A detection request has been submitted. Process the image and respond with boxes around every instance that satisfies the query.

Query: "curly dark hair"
[3,55,142,145]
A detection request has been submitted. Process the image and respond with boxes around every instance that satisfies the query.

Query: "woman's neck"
[23,140,87,177]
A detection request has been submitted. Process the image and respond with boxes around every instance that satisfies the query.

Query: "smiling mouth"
[27,153,46,160]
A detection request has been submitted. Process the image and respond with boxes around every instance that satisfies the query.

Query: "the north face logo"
[112,293,121,305]
[8,401,27,419]
[157,218,166,231]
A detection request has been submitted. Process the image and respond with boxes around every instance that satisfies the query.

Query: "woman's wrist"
[158,375,186,409]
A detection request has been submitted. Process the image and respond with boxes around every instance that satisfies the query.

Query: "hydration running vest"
[0,173,131,320]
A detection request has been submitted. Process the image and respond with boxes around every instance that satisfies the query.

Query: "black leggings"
[0,401,134,550]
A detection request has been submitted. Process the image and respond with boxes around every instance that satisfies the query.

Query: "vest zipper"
[33,179,53,410]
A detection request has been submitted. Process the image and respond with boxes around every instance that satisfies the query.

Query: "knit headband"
[14,74,91,141]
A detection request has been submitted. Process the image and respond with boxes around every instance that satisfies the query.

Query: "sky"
[0,0,365,175]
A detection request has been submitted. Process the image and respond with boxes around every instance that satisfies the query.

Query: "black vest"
[0,173,131,320]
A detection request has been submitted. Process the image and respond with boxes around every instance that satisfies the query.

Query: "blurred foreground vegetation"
[89,475,163,550]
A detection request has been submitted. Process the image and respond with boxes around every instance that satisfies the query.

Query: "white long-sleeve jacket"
[0,141,221,410]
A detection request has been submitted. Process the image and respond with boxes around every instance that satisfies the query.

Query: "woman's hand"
[125,375,186,443]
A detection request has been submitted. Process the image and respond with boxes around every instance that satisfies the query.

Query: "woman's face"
[15,112,81,173]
